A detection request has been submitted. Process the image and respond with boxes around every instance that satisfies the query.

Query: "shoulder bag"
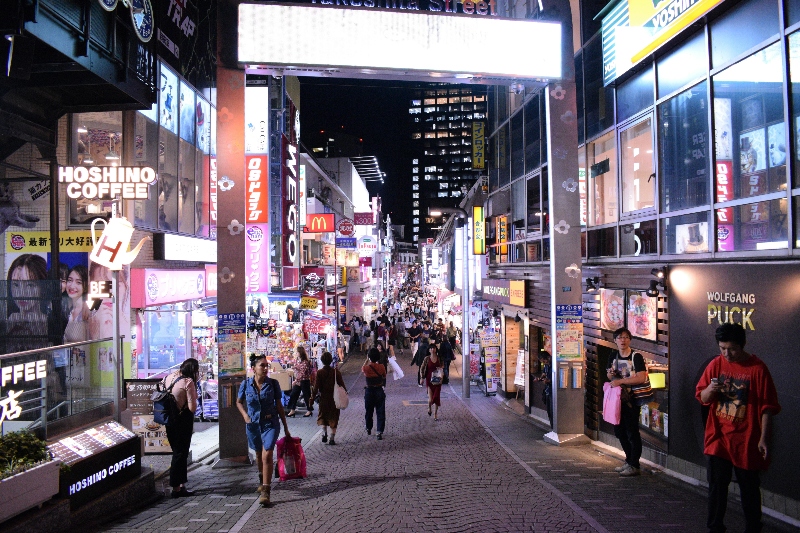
[615,353,654,407]
[333,369,349,410]
[152,376,184,426]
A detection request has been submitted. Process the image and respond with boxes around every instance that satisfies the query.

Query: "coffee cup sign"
[90,216,150,271]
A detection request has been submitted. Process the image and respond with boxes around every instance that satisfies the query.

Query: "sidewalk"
[92,348,796,533]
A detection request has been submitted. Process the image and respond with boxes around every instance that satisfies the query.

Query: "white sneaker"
[614,462,629,473]
[619,465,641,477]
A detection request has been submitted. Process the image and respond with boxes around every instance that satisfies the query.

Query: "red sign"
[715,160,734,252]
[301,267,325,298]
[205,264,217,297]
[353,212,374,225]
[337,218,354,236]
[245,155,269,224]
[303,316,331,334]
[303,213,335,233]
[427,238,434,244]
[359,257,373,267]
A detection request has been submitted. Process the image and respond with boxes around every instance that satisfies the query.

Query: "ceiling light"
[77,125,88,133]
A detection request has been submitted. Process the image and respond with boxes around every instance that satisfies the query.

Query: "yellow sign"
[497,216,508,255]
[509,280,526,307]
[6,230,94,253]
[473,206,485,255]
[300,296,320,310]
[472,122,485,170]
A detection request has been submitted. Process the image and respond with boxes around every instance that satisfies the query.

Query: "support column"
[214,65,251,465]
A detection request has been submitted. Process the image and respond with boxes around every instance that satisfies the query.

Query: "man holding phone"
[696,323,780,533]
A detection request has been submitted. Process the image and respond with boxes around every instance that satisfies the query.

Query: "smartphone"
[710,377,720,385]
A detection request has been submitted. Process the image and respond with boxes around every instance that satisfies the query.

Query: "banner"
[353,212,374,225]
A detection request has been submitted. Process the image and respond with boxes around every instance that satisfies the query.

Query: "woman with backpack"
[421,344,444,421]
[237,354,292,506]
[162,358,200,498]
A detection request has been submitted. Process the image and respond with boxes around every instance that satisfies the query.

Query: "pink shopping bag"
[602,382,622,425]
[276,436,307,481]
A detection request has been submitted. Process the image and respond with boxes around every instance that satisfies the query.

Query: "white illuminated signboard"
[238,4,561,80]
[162,233,217,262]
[59,166,156,200]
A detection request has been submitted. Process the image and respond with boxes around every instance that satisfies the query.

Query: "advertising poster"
[675,221,709,254]
[484,346,501,394]
[514,349,526,387]
[599,288,625,331]
[555,304,583,361]
[627,290,657,341]
[125,380,171,454]
[217,313,246,377]
[469,343,481,378]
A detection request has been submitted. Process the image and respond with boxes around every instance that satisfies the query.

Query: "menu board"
[48,421,136,466]
[484,346,501,394]
[124,379,172,454]
[627,290,657,341]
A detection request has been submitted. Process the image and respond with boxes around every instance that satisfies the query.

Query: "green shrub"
[0,431,50,481]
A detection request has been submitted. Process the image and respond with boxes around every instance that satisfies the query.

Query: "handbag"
[151,376,183,426]
[430,367,443,386]
[332,369,349,410]
[615,353,654,407]
[388,356,405,380]
[276,436,307,481]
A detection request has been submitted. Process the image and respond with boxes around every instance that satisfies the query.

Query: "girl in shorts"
[237,354,292,506]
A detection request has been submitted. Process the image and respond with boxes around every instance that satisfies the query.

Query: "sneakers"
[619,465,641,477]
[328,437,336,445]
[377,433,383,440]
[613,462,629,473]
[321,434,328,443]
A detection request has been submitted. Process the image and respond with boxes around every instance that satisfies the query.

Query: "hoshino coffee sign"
[59,166,156,200]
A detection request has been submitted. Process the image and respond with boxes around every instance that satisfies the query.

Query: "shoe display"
[619,465,641,477]
[613,462,629,473]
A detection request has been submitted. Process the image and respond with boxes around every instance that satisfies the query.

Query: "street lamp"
[427,207,470,399]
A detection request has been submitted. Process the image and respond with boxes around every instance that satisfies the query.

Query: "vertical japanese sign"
[244,85,270,294]
[217,313,246,377]
[473,206,485,255]
[714,98,734,252]
[555,305,583,361]
[472,121,485,170]
[497,215,508,255]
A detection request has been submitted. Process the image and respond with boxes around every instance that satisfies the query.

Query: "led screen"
[238,3,561,80]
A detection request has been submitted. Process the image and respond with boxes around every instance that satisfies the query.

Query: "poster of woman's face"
[269,300,301,322]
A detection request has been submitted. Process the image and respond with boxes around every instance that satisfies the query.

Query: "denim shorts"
[246,421,280,452]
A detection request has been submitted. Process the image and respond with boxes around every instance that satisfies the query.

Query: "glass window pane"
[71,112,122,225]
[512,178,526,237]
[513,242,526,263]
[585,36,614,138]
[133,113,159,229]
[588,227,616,257]
[177,140,196,235]
[576,53,585,145]
[159,129,179,232]
[524,95,541,171]
[662,211,711,254]
[788,0,800,27]
[619,219,656,256]
[159,66,178,134]
[511,112,524,179]
[713,43,786,201]
[657,30,707,99]
[788,31,800,188]
[542,168,550,234]
[659,82,710,212]
[498,123,510,188]
[620,117,655,213]
[179,82,196,145]
[716,198,788,251]
[588,131,618,225]
[526,240,541,262]
[795,197,800,248]
[489,134,499,192]
[710,0,779,70]
[617,66,654,123]
[527,174,541,236]
[195,148,210,237]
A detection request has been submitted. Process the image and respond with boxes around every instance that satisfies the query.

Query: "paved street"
[93,349,794,533]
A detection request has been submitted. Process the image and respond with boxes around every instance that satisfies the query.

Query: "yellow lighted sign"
[497,215,508,255]
[472,122,485,170]
[473,206,485,255]
[300,296,319,310]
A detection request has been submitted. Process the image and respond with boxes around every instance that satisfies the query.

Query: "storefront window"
[657,30,707,99]
[620,117,655,214]
[524,95,541,171]
[616,66,654,123]
[659,82,710,212]
[70,112,123,225]
[587,227,616,257]
[662,211,710,254]
[526,174,541,236]
[709,0,779,70]
[587,131,618,226]
[713,43,786,201]
[788,32,800,189]
[511,112,524,179]
[716,197,788,251]
[619,219,656,256]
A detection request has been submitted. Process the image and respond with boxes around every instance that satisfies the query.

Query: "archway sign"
[216,0,583,465]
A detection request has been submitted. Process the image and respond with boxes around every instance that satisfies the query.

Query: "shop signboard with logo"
[304,213,335,233]
[473,206,485,255]
[666,263,798,496]
[353,212,374,225]
[336,237,357,249]
[131,269,206,307]
[337,218,355,236]
[481,278,526,307]
[358,236,377,257]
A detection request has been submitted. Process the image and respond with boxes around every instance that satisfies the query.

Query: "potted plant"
[0,431,60,524]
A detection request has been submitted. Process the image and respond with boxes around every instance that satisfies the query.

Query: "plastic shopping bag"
[276,436,307,481]
[602,382,622,425]
[388,356,405,380]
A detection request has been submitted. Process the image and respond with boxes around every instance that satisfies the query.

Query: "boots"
[259,484,271,506]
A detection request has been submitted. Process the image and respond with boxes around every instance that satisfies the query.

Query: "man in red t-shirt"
[696,323,780,533]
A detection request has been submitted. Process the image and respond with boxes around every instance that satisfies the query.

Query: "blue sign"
[336,237,357,249]
[217,312,246,335]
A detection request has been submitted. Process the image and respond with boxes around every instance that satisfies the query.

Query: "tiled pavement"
[93,349,795,533]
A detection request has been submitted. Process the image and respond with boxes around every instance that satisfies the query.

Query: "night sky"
[299,78,419,231]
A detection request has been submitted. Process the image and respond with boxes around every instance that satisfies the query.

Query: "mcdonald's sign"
[304,213,335,233]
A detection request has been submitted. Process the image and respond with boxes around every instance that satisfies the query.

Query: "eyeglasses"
[615,336,631,341]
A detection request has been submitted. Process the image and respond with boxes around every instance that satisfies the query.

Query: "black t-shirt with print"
[607,350,646,378]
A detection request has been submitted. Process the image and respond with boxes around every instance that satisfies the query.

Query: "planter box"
[0,461,60,524]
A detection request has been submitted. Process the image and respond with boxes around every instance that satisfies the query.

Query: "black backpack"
[151,376,183,426]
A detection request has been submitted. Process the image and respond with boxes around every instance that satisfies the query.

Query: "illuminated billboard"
[238,3,561,80]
